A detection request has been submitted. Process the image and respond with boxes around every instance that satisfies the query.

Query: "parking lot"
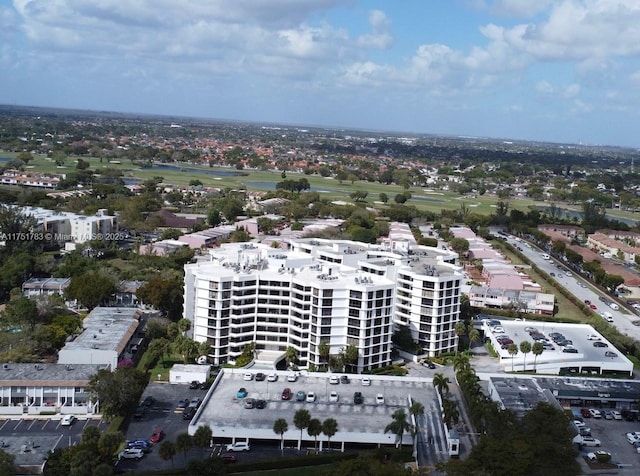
[0,416,109,469]
[572,409,640,472]
[192,370,437,449]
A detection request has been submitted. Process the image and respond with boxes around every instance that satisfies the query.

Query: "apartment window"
[322,299,333,307]
[323,289,333,298]
[350,290,362,299]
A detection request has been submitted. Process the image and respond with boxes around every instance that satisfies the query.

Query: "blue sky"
[1,0,640,147]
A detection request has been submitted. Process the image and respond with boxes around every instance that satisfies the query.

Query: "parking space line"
[0,420,8,431]
[28,420,38,430]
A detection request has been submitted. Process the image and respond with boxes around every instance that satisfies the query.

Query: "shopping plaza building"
[183,238,463,371]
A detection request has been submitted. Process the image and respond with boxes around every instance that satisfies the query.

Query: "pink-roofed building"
[450,226,476,239]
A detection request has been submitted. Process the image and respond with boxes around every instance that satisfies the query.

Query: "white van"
[541,253,550,260]
[609,303,619,311]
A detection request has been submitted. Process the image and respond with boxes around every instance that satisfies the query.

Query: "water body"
[0,157,12,162]
[411,196,445,203]
[537,205,638,226]
[150,163,243,177]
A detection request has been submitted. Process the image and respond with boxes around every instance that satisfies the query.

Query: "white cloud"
[357,10,392,49]
[489,0,553,18]
[536,80,554,95]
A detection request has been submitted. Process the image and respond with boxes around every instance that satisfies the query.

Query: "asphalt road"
[506,236,640,340]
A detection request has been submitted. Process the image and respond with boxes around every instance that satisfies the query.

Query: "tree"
[432,372,450,396]
[285,346,298,368]
[454,322,467,354]
[207,208,222,227]
[384,409,413,448]
[88,367,147,419]
[175,432,193,463]
[453,353,471,373]
[322,418,338,450]
[307,418,322,451]
[65,271,117,310]
[1,295,39,331]
[158,440,176,467]
[319,341,330,370]
[273,418,288,453]
[294,409,311,450]
[519,341,532,372]
[343,344,359,373]
[97,432,123,460]
[379,192,388,203]
[193,425,213,458]
[409,401,425,446]
[441,398,460,428]
[350,190,368,202]
[531,341,544,373]
[146,338,170,366]
[136,275,184,321]
[507,343,518,372]
[468,328,480,349]
[173,335,200,364]
[450,238,470,257]
[394,193,407,204]
[0,449,15,476]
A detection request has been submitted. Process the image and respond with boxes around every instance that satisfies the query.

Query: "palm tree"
[192,425,212,458]
[454,322,467,354]
[307,418,322,452]
[441,398,460,428]
[285,346,298,368]
[409,401,425,446]
[273,418,288,453]
[294,409,311,450]
[432,372,450,396]
[319,341,330,371]
[175,432,192,464]
[158,440,176,467]
[532,341,544,372]
[344,344,359,373]
[453,353,471,373]
[384,409,414,448]
[519,341,532,372]
[468,328,480,349]
[507,343,518,372]
[321,418,338,450]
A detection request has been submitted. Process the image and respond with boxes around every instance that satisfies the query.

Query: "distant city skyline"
[1,0,640,148]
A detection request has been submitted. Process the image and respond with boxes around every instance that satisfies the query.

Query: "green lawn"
[229,465,333,476]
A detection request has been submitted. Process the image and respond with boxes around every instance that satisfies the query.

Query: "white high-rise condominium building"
[183,238,463,371]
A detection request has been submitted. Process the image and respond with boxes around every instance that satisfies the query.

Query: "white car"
[577,436,601,447]
[267,373,278,382]
[226,442,250,452]
[362,377,371,386]
[118,448,145,460]
[287,374,298,382]
[243,373,253,381]
[611,410,622,420]
[306,391,316,403]
[329,375,339,385]
[588,409,602,419]
[375,394,385,405]
[625,432,640,444]
[60,415,76,426]
[329,391,339,403]
[492,326,505,334]
[586,334,601,341]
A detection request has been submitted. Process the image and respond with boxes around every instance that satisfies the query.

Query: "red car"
[580,408,592,418]
[221,453,237,463]
[590,304,597,310]
[281,388,292,401]
[149,429,165,443]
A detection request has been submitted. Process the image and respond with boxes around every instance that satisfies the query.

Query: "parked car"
[255,373,266,381]
[375,394,385,405]
[256,399,267,409]
[236,388,248,398]
[593,341,608,348]
[329,391,339,403]
[588,409,602,419]
[306,392,316,403]
[603,411,613,420]
[329,375,339,385]
[580,436,601,447]
[126,440,151,451]
[150,429,165,443]
[287,374,298,382]
[175,398,189,413]
[244,398,255,409]
[584,300,591,305]
[421,359,436,369]
[133,405,146,419]
[226,442,250,452]
[142,396,155,407]
[586,334,600,341]
[612,410,622,420]
[626,432,640,444]
[589,304,597,310]
[605,351,618,358]
[243,373,253,381]
[199,381,212,390]
[296,391,306,402]
[353,391,364,404]
[118,448,145,460]
[587,451,611,462]
[580,408,592,418]
[267,373,278,382]
[60,415,76,426]
[362,377,371,386]
[182,407,196,420]
[281,388,292,400]
[189,380,200,389]
[340,375,350,384]
[189,397,201,408]
[562,348,579,353]
[221,453,237,463]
